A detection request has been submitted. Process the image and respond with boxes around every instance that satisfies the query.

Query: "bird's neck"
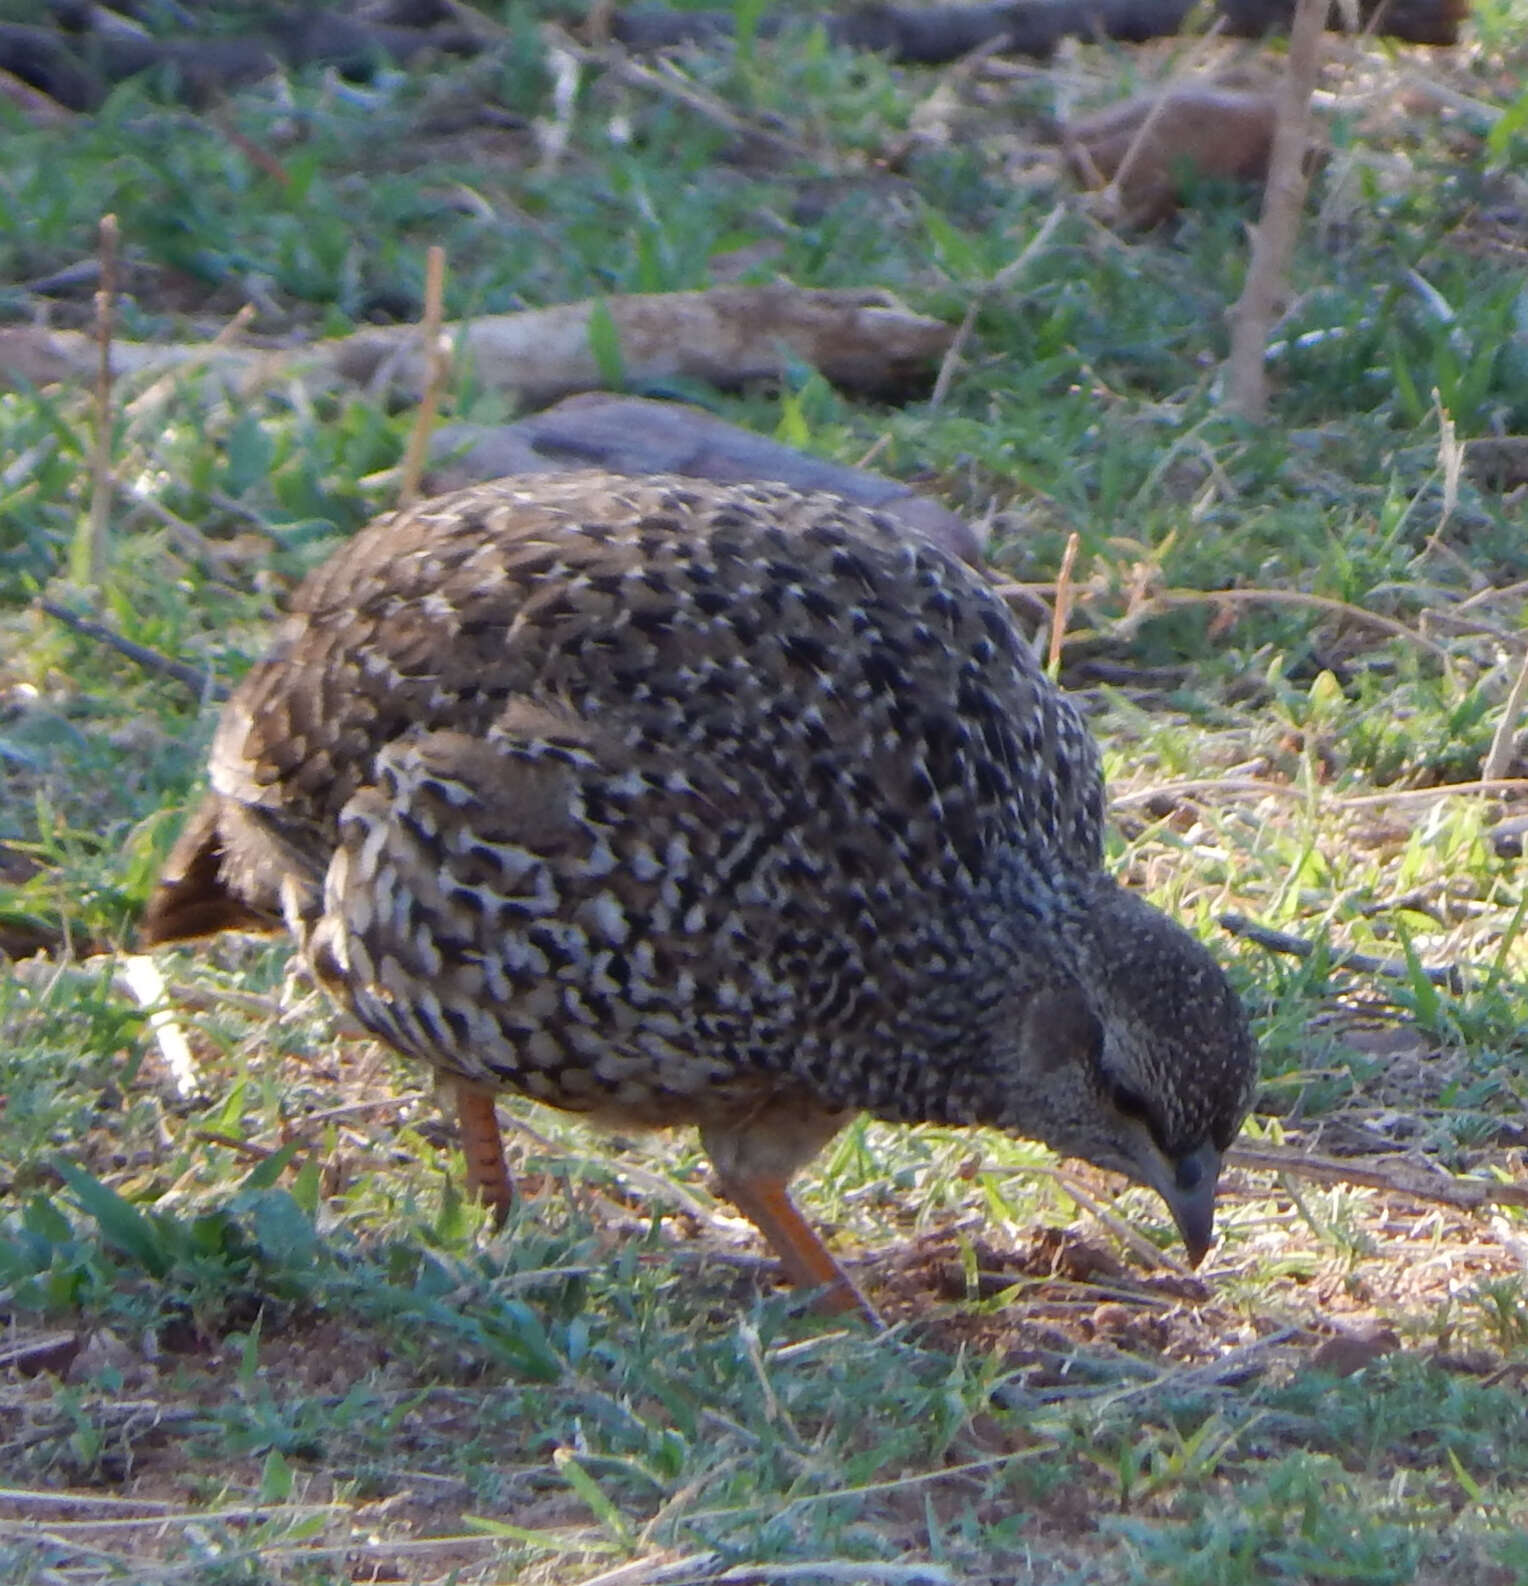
[847,849,1100,1128]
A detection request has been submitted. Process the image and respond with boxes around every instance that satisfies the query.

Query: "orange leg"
[454,1081,513,1227]
[717,1170,882,1330]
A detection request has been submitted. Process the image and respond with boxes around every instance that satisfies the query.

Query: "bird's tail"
[139,797,281,945]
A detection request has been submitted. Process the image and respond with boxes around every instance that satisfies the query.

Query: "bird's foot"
[719,1170,884,1331]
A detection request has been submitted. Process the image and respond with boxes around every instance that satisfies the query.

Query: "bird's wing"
[166,470,1105,951]
[307,704,776,1112]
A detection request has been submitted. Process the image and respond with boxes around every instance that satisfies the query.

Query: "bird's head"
[998,881,1256,1265]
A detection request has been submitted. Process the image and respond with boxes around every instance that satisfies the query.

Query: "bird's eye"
[1110,1082,1152,1123]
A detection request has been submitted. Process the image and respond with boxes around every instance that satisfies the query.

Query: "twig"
[193,1130,276,1162]
[1037,1165,1191,1273]
[1046,530,1080,676]
[986,202,1069,289]
[211,112,290,186]
[1481,651,1528,783]
[298,1094,426,1127]
[77,213,119,592]
[0,1489,178,1511]
[1222,0,1328,419]
[0,1498,340,1523]
[397,245,449,509]
[1113,587,1452,669]
[929,201,1065,410]
[576,1553,723,1586]
[1321,43,1505,129]
[119,478,239,573]
[35,599,225,698]
[1112,775,1528,812]
[714,1565,953,1585]
[1218,911,1465,991]
[928,298,982,412]
[1226,1143,1528,1213]
[1334,778,1528,809]
[1095,1329,1302,1410]
[117,954,204,1100]
[125,301,256,423]
[557,31,808,165]
[1096,17,1229,221]
[1111,777,1307,808]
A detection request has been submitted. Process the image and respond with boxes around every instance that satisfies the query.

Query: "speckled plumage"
[143,472,1256,1310]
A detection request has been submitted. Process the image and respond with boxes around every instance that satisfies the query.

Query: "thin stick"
[551,28,807,164]
[1113,587,1451,668]
[1332,777,1528,809]
[1111,776,1307,807]
[78,212,119,592]
[929,201,1065,410]
[117,953,204,1100]
[1218,912,1465,991]
[1222,0,1328,419]
[928,297,981,412]
[1481,650,1528,784]
[1226,1143,1528,1213]
[1144,774,1528,820]
[999,581,1452,670]
[632,50,807,162]
[193,1130,279,1162]
[35,598,224,698]
[125,300,256,422]
[1097,17,1229,219]
[1112,774,1528,811]
[1046,531,1080,676]
[397,245,448,509]
[120,478,237,572]
[1043,1167,1191,1273]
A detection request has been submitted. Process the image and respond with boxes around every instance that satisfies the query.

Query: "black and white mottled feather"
[144,471,1256,1280]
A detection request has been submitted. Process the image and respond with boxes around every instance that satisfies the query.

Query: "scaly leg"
[716,1168,882,1330]
[454,1079,513,1226]
[701,1103,879,1328]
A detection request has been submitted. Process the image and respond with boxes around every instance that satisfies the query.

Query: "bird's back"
[147,473,1107,1125]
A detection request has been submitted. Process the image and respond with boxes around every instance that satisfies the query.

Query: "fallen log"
[608,0,1468,59]
[1064,85,1281,227]
[0,286,953,406]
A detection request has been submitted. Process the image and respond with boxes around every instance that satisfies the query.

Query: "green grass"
[5,2,1528,1582]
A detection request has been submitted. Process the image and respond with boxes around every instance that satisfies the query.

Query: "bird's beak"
[1160,1140,1222,1267]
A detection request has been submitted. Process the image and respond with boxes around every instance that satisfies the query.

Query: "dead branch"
[929,202,1066,408]
[1481,653,1528,783]
[606,0,1463,63]
[1222,0,1328,419]
[1227,1143,1528,1214]
[36,599,225,700]
[1113,587,1452,669]
[397,245,449,510]
[1047,532,1080,676]
[3,287,953,407]
[1218,911,1466,991]
[80,212,118,593]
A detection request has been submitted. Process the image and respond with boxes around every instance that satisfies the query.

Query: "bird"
[140,470,1256,1322]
